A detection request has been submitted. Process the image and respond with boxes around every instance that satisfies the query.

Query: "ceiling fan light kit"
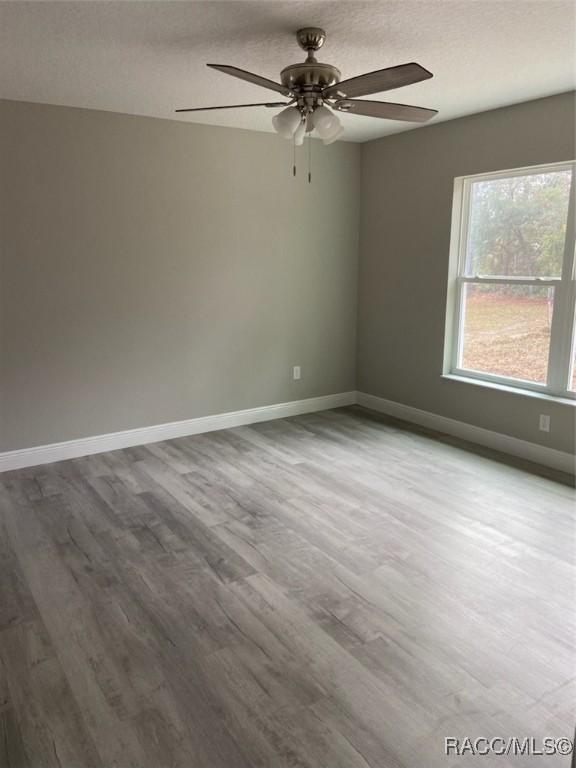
[176,27,438,176]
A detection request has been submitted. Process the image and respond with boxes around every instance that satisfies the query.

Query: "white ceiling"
[0,0,574,142]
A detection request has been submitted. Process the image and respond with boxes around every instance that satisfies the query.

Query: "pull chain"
[307,133,312,184]
[293,134,296,177]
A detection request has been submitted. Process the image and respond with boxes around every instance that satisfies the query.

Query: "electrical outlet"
[539,414,550,433]
[293,366,301,381]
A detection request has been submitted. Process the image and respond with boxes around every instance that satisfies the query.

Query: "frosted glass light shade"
[272,107,302,139]
[310,105,334,131]
[293,119,306,146]
[322,123,344,145]
[311,106,340,139]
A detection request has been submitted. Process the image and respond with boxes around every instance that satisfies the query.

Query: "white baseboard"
[0,392,356,473]
[356,391,575,475]
[2,389,572,475]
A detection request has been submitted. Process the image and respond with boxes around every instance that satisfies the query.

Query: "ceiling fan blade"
[176,102,288,113]
[323,62,432,100]
[208,64,291,97]
[333,99,437,122]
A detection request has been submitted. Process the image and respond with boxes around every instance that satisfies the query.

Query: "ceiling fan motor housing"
[280,61,340,91]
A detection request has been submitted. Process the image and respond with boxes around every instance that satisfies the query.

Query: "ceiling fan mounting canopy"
[295,27,327,53]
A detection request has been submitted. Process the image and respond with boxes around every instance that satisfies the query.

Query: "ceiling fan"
[176,27,437,145]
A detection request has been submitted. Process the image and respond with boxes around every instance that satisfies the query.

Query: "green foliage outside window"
[466,171,571,289]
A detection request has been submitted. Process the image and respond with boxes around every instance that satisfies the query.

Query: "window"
[445,161,576,399]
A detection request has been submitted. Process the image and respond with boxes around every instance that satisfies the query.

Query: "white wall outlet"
[292,366,301,381]
[539,414,551,432]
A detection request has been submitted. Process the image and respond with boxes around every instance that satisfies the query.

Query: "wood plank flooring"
[0,406,574,768]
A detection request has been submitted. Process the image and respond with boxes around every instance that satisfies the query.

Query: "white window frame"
[444,160,576,400]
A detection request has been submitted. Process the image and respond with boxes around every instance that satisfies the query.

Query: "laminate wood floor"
[1,406,574,768]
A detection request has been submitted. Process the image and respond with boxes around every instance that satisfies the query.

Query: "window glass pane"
[459,284,553,383]
[465,170,571,277]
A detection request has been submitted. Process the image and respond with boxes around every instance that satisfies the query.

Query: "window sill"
[442,374,576,406]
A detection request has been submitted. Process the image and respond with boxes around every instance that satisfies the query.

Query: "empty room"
[0,1,575,766]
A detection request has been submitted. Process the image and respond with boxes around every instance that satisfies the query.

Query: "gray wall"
[0,100,360,451]
[2,94,574,457]
[358,92,576,454]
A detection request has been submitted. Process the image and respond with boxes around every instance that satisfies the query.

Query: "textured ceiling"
[0,1,574,142]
